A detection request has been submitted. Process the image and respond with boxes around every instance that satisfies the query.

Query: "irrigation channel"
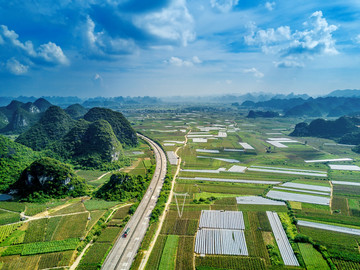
[101,134,167,270]
[266,211,299,266]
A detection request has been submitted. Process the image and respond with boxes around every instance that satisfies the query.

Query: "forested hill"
[13,105,136,169]
[84,107,137,147]
[16,106,76,150]
[0,98,52,133]
[290,116,360,153]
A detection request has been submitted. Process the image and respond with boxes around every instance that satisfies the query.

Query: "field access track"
[266,211,299,266]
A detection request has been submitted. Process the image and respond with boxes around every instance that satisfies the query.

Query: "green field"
[158,235,179,270]
[298,243,330,270]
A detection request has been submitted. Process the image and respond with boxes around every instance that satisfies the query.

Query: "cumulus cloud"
[0,25,68,74]
[165,56,202,67]
[243,68,264,78]
[245,11,338,67]
[210,0,239,13]
[265,2,276,11]
[134,0,195,46]
[82,16,137,58]
[6,58,29,75]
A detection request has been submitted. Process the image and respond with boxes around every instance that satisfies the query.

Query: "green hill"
[0,135,43,192]
[0,98,52,134]
[15,106,76,150]
[65,104,88,119]
[290,116,358,139]
[84,107,137,147]
[96,172,147,201]
[15,157,88,200]
[50,119,124,167]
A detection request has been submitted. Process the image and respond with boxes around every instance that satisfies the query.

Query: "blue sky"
[1,0,360,97]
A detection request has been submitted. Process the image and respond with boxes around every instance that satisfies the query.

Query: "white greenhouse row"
[195,229,248,256]
[267,190,330,205]
[199,210,245,230]
[297,220,360,236]
[266,211,299,266]
[178,177,280,185]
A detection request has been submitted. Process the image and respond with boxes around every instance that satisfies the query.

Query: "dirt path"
[69,241,93,270]
[121,158,142,173]
[139,130,190,270]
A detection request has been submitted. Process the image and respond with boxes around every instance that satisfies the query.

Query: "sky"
[1,0,360,97]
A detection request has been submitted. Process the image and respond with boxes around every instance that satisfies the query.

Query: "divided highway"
[102,134,167,270]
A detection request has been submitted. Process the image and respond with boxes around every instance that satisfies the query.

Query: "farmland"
[128,109,360,270]
[2,106,360,270]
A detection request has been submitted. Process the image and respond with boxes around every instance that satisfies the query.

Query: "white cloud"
[6,58,29,75]
[0,25,68,74]
[134,0,195,47]
[245,25,291,46]
[92,73,103,86]
[225,79,232,84]
[210,0,239,13]
[165,55,202,67]
[243,67,264,78]
[274,60,304,68]
[83,16,137,58]
[245,11,338,68]
[192,56,202,64]
[37,42,69,65]
[265,2,276,11]
[166,56,193,67]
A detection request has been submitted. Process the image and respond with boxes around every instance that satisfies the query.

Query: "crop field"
[77,242,111,270]
[195,255,266,270]
[298,243,329,270]
[159,235,179,270]
[333,259,360,270]
[0,210,20,225]
[84,199,120,211]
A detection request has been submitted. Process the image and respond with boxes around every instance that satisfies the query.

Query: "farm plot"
[298,243,330,270]
[305,158,353,163]
[281,182,331,192]
[329,164,360,171]
[158,235,179,270]
[239,142,254,150]
[195,229,248,255]
[178,177,280,185]
[267,190,330,205]
[297,220,360,235]
[199,210,244,230]
[248,166,327,177]
[273,187,330,196]
[236,196,285,205]
[195,255,266,270]
[332,181,360,187]
[266,211,299,266]
[196,149,219,153]
[197,156,240,163]
[227,165,247,173]
[166,151,178,165]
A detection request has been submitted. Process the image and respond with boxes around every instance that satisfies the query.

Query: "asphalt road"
[101,134,167,270]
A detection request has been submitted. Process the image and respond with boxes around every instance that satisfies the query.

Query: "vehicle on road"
[123,228,130,238]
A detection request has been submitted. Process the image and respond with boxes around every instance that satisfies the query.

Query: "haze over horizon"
[1,1,360,97]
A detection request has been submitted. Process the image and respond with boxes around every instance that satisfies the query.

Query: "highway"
[102,134,167,270]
